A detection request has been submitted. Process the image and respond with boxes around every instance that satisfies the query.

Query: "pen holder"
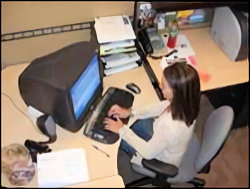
[1,143,35,186]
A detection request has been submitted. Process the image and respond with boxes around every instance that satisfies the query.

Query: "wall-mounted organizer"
[1,22,91,42]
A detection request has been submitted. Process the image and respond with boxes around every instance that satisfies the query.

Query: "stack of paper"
[100,40,136,56]
[95,15,140,76]
[94,15,136,43]
[37,148,89,187]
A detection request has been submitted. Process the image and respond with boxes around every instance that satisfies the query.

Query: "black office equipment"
[83,87,134,144]
[138,28,153,55]
[126,83,141,94]
[36,114,57,144]
[24,139,52,163]
[19,41,103,132]
[19,41,134,144]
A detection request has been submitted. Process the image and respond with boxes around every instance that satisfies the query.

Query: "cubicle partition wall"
[1,1,134,68]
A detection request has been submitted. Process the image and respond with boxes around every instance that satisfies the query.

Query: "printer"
[211,6,248,61]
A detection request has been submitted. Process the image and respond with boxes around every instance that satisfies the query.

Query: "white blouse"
[118,100,195,168]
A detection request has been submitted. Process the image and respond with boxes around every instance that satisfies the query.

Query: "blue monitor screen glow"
[70,55,101,120]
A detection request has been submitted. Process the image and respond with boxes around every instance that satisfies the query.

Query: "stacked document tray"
[101,51,141,75]
[94,15,141,76]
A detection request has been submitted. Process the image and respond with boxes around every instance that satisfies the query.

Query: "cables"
[1,92,41,133]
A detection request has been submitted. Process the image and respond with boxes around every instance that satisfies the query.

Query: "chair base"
[126,176,206,187]
[125,175,171,188]
[125,177,154,187]
[188,177,206,187]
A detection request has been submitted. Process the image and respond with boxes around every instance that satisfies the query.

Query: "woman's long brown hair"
[164,63,201,126]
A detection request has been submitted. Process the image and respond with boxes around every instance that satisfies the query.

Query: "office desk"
[147,27,249,91]
[1,63,159,187]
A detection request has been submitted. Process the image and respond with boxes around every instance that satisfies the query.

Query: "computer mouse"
[126,83,141,94]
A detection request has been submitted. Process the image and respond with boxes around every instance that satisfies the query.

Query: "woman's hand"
[108,104,131,118]
[103,114,124,134]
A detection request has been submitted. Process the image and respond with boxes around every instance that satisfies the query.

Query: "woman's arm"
[131,100,170,120]
[107,100,170,120]
[119,122,173,160]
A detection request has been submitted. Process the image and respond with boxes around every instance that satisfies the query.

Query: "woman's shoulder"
[154,99,170,107]
[162,114,195,131]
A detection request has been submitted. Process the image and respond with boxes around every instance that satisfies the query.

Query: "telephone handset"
[138,28,154,55]
[138,27,165,57]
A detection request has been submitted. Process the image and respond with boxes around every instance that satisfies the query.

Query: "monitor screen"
[70,55,101,120]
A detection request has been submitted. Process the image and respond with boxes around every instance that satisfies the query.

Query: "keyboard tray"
[83,87,134,144]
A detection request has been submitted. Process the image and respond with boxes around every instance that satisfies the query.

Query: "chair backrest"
[194,94,215,144]
[195,106,234,171]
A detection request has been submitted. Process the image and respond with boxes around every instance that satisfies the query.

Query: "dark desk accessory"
[24,114,56,163]
[24,140,51,163]
[126,83,141,94]
[165,49,178,57]
[36,114,57,144]
[149,49,178,59]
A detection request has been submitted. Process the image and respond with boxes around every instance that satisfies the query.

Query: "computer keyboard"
[94,99,116,130]
[83,87,134,144]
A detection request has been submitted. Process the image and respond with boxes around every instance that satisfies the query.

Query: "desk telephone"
[138,28,154,55]
[138,27,165,55]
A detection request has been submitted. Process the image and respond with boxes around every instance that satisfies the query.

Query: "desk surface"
[1,63,159,187]
[148,27,249,91]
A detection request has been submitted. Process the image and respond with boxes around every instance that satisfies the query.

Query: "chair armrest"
[142,159,178,178]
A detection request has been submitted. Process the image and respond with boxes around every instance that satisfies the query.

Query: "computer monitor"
[70,55,101,120]
[19,41,103,132]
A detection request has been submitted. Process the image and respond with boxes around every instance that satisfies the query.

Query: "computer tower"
[211,6,248,61]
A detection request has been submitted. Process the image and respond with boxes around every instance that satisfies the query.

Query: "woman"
[104,62,200,168]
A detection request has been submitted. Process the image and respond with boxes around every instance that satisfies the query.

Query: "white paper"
[102,52,141,68]
[94,15,136,43]
[104,62,138,76]
[37,148,89,187]
[173,34,195,58]
[27,105,44,126]
[100,40,135,51]
[160,34,196,69]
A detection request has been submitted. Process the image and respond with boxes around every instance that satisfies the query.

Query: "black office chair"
[126,95,234,187]
[126,158,179,187]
